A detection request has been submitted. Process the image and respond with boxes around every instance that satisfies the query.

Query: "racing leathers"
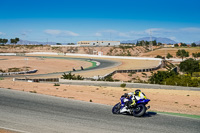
[128,91,147,106]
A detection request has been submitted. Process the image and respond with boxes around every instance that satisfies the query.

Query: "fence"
[14,78,59,82]
[0,69,38,76]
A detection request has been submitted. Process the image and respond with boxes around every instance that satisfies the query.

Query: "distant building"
[163,44,174,48]
[77,41,120,46]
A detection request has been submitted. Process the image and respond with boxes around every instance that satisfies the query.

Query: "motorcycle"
[112,95,150,117]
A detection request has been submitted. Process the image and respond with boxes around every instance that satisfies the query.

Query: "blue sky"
[0,0,200,43]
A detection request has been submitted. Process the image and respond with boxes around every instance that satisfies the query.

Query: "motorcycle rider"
[128,89,147,106]
[120,89,147,113]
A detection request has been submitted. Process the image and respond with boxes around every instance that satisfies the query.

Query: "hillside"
[0,45,150,56]
[0,45,199,58]
[122,37,177,44]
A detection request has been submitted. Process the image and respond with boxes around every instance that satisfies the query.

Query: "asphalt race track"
[3,56,121,78]
[0,88,199,133]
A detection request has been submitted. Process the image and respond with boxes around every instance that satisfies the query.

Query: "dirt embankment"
[0,45,149,56]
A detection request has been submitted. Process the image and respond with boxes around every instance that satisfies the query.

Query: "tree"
[0,38,8,45]
[149,71,177,84]
[179,58,200,76]
[152,40,157,46]
[180,43,187,47]
[191,42,197,47]
[10,38,20,44]
[176,49,189,60]
[157,42,162,46]
[192,52,200,60]
[174,43,179,47]
[3,39,8,44]
[56,43,62,45]
[166,53,173,59]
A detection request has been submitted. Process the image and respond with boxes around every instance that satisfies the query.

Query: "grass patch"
[156,111,200,119]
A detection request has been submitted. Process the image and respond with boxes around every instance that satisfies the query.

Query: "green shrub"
[54,83,60,86]
[61,72,84,80]
[120,83,126,88]
[155,55,163,58]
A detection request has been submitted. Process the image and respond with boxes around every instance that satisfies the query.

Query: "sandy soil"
[0,56,91,75]
[0,79,199,116]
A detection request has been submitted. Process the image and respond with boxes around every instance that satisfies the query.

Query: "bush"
[54,83,60,86]
[30,90,37,93]
[8,67,22,72]
[164,75,200,87]
[155,55,163,58]
[120,83,126,88]
[61,72,84,80]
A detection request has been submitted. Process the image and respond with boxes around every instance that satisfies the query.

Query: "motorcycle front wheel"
[112,102,121,114]
[132,104,146,117]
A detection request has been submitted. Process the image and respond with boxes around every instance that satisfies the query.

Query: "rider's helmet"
[134,89,141,96]
[124,93,128,98]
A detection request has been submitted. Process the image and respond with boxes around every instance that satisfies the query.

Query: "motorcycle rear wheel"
[132,104,146,117]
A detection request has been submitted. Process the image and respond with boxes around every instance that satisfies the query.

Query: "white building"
[77,41,120,46]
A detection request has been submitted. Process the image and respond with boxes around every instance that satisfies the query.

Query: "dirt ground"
[0,56,91,75]
[0,79,199,116]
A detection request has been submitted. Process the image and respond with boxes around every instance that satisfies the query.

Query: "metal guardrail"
[103,61,163,79]
[0,69,38,76]
[14,78,59,82]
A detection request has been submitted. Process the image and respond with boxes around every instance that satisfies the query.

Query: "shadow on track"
[143,111,157,118]
[120,111,157,118]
